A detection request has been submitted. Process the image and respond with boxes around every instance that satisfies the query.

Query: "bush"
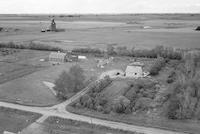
[75,76,112,111]
[165,97,181,119]
[122,80,157,113]
[167,71,176,84]
[135,97,152,111]
[54,65,85,100]
[112,96,130,114]
[149,57,166,75]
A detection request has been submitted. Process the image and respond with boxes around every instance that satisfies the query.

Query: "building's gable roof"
[129,62,144,67]
[49,52,66,59]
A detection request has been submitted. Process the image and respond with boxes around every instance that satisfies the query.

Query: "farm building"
[3,131,16,134]
[195,26,200,31]
[125,62,144,78]
[49,52,67,64]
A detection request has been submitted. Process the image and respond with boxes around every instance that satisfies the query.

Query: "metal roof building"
[49,52,67,64]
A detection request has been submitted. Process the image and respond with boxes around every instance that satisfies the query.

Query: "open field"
[39,116,138,134]
[0,14,200,50]
[0,107,41,134]
[0,49,61,106]
[67,106,200,134]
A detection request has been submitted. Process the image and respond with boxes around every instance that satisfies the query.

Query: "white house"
[125,62,144,78]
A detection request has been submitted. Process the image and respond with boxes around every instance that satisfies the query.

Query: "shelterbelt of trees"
[72,45,183,60]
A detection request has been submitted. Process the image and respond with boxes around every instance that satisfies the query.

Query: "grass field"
[39,116,138,134]
[0,107,41,134]
[0,14,200,50]
[67,106,200,134]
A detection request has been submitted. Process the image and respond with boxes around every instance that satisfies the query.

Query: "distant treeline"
[0,42,64,52]
[0,42,184,60]
[72,45,183,60]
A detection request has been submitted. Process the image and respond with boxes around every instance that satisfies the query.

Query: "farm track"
[0,80,186,134]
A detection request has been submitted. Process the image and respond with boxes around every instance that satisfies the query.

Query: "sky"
[0,0,200,14]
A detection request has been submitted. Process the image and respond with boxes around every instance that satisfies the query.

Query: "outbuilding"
[195,26,200,31]
[49,52,67,64]
[125,62,144,78]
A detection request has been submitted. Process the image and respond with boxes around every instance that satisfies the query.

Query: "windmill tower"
[49,18,56,31]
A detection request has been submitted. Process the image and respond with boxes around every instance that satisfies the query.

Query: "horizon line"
[0,13,200,15]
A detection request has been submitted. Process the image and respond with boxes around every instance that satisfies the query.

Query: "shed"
[195,26,200,31]
[3,131,16,134]
[125,62,144,78]
[49,52,67,64]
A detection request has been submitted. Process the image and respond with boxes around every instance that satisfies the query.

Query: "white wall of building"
[125,66,143,78]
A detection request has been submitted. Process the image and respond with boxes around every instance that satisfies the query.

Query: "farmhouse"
[49,52,67,64]
[125,62,144,78]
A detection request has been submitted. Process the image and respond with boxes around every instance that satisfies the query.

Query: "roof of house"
[3,131,16,134]
[129,62,144,67]
[49,52,66,59]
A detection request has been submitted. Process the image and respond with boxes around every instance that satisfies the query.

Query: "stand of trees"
[164,52,200,119]
[74,76,112,114]
[0,42,63,52]
[54,65,85,100]
[149,57,166,75]
[72,45,182,60]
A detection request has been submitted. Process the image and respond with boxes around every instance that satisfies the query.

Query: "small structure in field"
[49,52,67,64]
[49,18,57,31]
[97,57,114,68]
[3,131,16,134]
[69,55,78,62]
[195,26,200,31]
[78,55,87,60]
[125,62,144,78]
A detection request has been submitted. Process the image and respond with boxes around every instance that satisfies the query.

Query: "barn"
[125,62,144,78]
[49,52,67,64]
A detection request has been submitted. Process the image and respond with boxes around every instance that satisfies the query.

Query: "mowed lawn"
[0,107,41,134]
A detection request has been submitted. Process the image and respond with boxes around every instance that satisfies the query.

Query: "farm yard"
[67,54,200,134]
[0,48,139,106]
[0,14,200,134]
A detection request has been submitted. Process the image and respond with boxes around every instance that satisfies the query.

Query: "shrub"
[135,97,152,111]
[54,65,85,100]
[167,71,176,84]
[112,96,130,113]
[75,77,112,111]
[149,57,166,75]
